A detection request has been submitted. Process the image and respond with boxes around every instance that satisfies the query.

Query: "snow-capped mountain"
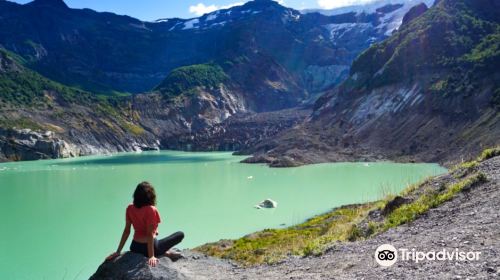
[303,0,434,16]
[155,0,302,31]
[304,0,435,35]
[0,0,433,95]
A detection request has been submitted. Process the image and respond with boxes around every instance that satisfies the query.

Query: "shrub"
[477,147,500,161]
[156,63,227,99]
[383,172,487,230]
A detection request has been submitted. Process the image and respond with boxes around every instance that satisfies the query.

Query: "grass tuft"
[383,172,487,230]
[477,147,500,162]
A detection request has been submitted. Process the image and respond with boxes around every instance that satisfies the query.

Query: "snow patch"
[168,22,182,31]
[183,19,200,30]
[206,14,218,21]
[210,21,227,28]
[308,0,434,36]
[304,0,433,16]
[324,22,373,41]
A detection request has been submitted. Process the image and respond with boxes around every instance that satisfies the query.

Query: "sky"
[9,0,381,21]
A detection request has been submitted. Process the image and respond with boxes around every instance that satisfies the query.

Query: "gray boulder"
[382,196,411,216]
[90,252,188,280]
[0,128,79,161]
[257,199,278,209]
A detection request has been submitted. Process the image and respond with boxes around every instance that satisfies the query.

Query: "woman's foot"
[164,250,183,261]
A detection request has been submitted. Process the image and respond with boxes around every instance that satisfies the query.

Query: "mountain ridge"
[241,0,500,167]
[0,0,423,95]
[1,0,497,165]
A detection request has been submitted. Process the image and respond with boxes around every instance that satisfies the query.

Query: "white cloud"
[189,3,218,16]
[189,2,245,16]
[317,0,376,10]
[221,2,245,9]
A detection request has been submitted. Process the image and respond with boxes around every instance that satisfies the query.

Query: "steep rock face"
[401,3,428,26]
[131,88,246,142]
[243,0,500,166]
[162,108,311,151]
[0,107,162,162]
[0,128,77,161]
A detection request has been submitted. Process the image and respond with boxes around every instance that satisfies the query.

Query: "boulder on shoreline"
[90,252,188,280]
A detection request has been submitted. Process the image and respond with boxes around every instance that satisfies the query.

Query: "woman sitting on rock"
[105,181,184,266]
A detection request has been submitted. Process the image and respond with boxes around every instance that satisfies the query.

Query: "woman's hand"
[105,252,120,261]
[148,256,158,267]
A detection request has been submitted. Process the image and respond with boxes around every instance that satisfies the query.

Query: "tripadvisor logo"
[375,244,482,267]
[375,244,397,267]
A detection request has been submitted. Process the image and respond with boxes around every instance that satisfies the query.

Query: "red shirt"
[126,204,161,239]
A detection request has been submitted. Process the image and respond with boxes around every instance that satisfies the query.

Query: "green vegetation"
[350,0,499,96]
[120,121,145,136]
[451,147,500,176]
[371,147,493,232]
[382,172,486,230]
[478,147,500,161]
[400,177,431,196]
[222,55,250,68]
[464,33,499,70]
[0,49,93,108]
[0,117,45,131]
[0,48,148,135]
[155,63,228,99]
[196,203,378,265]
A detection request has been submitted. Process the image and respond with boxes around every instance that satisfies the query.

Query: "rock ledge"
[90,252,188,280]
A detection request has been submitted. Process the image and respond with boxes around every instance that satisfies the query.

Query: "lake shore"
[0,151,444,279]
[91,149,500,279]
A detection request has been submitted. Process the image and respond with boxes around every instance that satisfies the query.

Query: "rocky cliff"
[1,0,498,165]
[0,0,433,162]
[0,128,76,161]
[243,0,500,167]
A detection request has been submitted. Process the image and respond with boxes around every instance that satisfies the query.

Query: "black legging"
[130,231,184,257]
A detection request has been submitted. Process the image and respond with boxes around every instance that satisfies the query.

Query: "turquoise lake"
[0,151,447,279]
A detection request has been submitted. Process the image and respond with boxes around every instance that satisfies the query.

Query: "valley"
[0,0,499,279]
[2,0,478,165]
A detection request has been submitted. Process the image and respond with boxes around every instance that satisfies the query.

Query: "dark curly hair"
[133,181,157,208]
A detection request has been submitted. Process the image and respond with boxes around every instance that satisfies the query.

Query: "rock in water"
[90,252,188,280]
[258,199,278,208]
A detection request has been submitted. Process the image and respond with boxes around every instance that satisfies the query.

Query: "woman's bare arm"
[106,221,131,261]
[147,224,158,266]
[117,221,132,253]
